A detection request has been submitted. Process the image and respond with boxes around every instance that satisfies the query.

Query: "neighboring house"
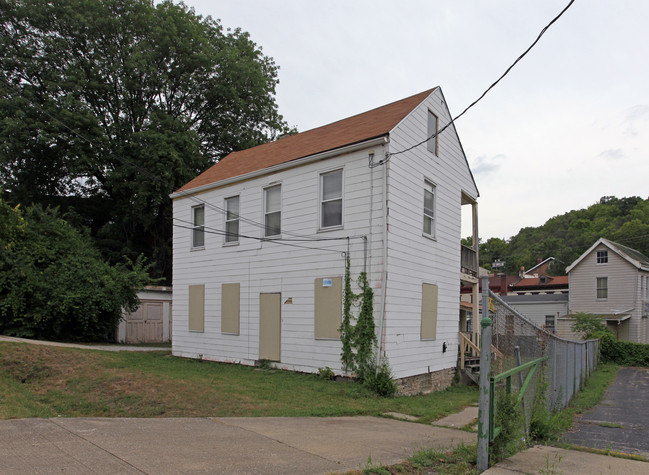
[501,293,568,332]
[566,238,649,343]
[170,87,480,394]
[117,286,173,344]
[508,275,569,295]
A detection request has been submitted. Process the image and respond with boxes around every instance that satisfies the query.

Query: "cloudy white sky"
[184,0,648,240]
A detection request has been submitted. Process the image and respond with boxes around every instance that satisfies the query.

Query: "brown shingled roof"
[175,88,436,193]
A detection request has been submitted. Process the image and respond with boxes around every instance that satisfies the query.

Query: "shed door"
[259,293,281,361]
[126,301,163,343]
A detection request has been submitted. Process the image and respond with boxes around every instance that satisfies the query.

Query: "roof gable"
[566,237,649,273]
[175,88,436,194]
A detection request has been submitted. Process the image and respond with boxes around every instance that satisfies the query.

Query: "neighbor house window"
[427,110,438,156]
[192,205,205,248]
[321,169,342,228]
[597,250,608,264]
[423,181,436,237]
[225,196,239,243]
[545,315,555,333]
[597,277,608,299]
[264,185,281,237]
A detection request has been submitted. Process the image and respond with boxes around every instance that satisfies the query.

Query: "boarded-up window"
[221,283,240,334]
[188,284,205,332]
[314,277,342,339]
[421,283,438,340]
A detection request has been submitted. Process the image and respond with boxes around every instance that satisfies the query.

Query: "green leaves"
[477,196,649,275]
[1,0,288,281]
[0,199,150,341]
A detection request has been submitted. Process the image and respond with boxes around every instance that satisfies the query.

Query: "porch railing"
[461,244,477,277]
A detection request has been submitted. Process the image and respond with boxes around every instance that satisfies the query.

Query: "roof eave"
[170,136,389,200]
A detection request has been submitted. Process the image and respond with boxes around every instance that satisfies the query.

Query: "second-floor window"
[321,169,342,228]
[192,205,205,248]
[597,250,608,264]
[423,181,436,237]
[596,277,608,299]
[264,185,281,237]
[225,196,239,243]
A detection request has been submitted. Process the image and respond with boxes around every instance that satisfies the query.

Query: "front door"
[259,293,281,361]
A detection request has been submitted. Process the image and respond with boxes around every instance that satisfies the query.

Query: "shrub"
[600,334,649,366]
[362,360,397,398]
[0,201,150,341]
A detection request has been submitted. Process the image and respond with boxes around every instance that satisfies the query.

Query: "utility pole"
[477,274,492,471]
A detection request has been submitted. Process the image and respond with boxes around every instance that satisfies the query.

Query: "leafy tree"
[478,196,649,275]
[570,312,613,340]
[0,199,150,341]
[0,0,288,281]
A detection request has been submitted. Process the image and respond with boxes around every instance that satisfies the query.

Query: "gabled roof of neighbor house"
[566,237,649,273]
[174,88,437,195]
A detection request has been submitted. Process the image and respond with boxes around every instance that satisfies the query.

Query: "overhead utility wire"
[172,221,346,254]
[383,0,576,162]
[0,77,358,243]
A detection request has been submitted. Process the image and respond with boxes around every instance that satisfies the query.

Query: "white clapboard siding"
[382,88,478,379]
[173,88,480,379]
[173,146,387,372]
[568,243,646,343]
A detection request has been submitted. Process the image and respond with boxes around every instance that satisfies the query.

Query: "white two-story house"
[170,87,480,394]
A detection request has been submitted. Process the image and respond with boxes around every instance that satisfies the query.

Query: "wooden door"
[259,293,281,361]
[126,301,164,343]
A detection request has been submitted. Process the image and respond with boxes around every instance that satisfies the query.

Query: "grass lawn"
[0,342,477,420]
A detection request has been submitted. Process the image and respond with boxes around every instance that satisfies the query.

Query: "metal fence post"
[477,275,492,472]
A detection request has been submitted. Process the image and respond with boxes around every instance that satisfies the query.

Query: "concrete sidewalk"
[0,416,474,474]
[485,445,649,474]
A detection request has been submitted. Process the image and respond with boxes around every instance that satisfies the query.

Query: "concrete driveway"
[0,416,474,474]
[562,366,649,457]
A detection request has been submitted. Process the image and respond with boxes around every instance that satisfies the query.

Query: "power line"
[383,0,576,162]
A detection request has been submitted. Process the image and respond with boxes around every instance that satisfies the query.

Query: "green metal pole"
[477,275,492,471]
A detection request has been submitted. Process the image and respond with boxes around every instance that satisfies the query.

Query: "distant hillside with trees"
[472,196,649,276]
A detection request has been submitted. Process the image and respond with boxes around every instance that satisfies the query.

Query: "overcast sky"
[183,0,648,240]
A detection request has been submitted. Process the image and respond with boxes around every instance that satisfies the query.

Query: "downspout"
[376,146,388,367]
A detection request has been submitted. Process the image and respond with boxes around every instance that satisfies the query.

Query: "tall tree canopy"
[476,196,649,275]
[0,0,288,280]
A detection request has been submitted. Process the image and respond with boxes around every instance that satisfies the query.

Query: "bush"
[571,312,614,340]
[0,201,150,341]
[600,334,649,366]
[362,360,397,397]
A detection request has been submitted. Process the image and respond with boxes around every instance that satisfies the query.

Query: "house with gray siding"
[566,238,649,343]
[170,88,479,393]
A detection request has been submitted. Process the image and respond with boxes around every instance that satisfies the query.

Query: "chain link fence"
[489,290,599,414]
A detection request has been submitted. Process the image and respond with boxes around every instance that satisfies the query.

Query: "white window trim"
[224,195,240,246]
[596,250,608,264]
[263,184,282,238]
[423,179,436,240]
[318,168,344,231]
[596,276,608,300]
[191,205,205,250]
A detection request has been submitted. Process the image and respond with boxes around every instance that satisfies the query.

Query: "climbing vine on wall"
[339,256,377,380]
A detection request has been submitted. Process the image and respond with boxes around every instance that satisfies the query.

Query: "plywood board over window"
[221,283,240,334]
[188,284,205,332]
[421,283,438,340]
[314,277,342,339]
